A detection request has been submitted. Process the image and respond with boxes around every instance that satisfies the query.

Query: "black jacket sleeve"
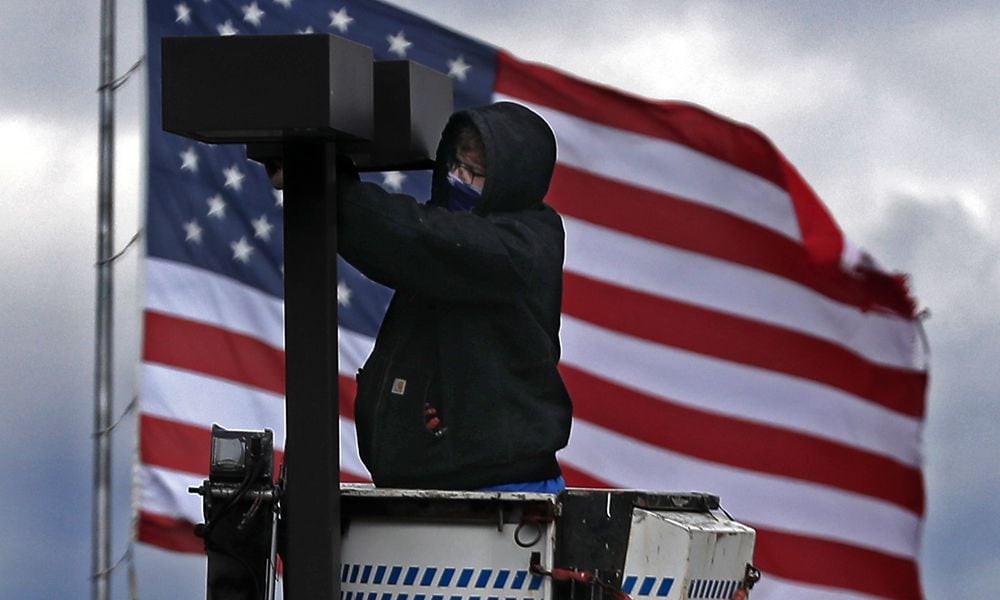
[336,180,560,302]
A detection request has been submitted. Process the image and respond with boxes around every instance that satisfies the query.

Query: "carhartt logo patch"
[391,378,407,395]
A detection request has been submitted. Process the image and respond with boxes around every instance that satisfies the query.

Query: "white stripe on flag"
[139,464,205,525]
[494,93,802,242]
[561,419,919,560]
[340,416,371,480]
[563,216,920,370]
[146,257,284,349]
[339,327,376,375]
[141,363,286,447]
[146,260,377,377]
[560,315,921,467]
[751,573,883,600]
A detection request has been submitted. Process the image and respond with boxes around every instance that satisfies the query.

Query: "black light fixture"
[162,34,451,171]
[210,425,275,485]
[192,425,280,600]
[161,34,374,144]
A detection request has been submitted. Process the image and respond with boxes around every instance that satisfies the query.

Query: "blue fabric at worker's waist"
[479,476,565,494]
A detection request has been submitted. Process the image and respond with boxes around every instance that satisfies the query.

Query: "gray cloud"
[867,194,999,343]
[0,110,144,598]
[0,3,101,115]
[862,194,1000,596]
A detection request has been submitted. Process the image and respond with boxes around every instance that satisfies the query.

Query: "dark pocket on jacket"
[373,374,451,478]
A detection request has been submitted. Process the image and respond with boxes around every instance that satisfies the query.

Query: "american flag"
[139,1,927,598]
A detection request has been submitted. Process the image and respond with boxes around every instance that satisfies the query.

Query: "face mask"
[444,172,483,212]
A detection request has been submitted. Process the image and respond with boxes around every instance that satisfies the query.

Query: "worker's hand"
[264,158,285,190]
[265,155,357,191]
[336,154,360,183]
[264,158,283,190]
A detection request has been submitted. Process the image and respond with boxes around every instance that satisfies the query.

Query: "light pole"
[161,33,451,598]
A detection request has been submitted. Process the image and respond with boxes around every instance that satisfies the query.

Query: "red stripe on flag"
[339,374,357,420]
[495,51,788,190]
[496,51,866,278]
[777,154,844,268]
[561,365,924,514]
[550,163,808,278]
[138,511,203,554]
[551,164,919,318]
[562,272,926,419]
[752,527,921,599]
[559,463,614,489]
[141,414,211,475]
[141,414,286,477]
[341,472,371,484]
[143,310,285,395]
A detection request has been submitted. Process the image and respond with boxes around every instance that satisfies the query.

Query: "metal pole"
[93,0,115,598]
[281,141,342,599]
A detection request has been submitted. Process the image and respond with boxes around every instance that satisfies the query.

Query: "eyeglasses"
[447,157,487,184]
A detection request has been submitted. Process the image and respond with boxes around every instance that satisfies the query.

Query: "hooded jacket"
[336,102,572,490]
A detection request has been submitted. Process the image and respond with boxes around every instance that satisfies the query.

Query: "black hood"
[431,101,557,215]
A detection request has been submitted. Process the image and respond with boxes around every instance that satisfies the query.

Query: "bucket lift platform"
[339,486,757,600]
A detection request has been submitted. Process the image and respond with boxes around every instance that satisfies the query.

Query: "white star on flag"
[381,171,406,191]
[273,189,283,207]
[329,7,353,33]
[242,2,265,26]
[217,19,239,36]
[252,214,274,241]
[183,219,203,243]
[387,30,412,58]
[207,194,227,219]
[174,2,192,24]
[179,146,199,172]
[337,280,352,307]
[274,0,293,7]
[223,164,245,191]
[297,26,314,34]
[447,55,471,81]
[230,236,254,263]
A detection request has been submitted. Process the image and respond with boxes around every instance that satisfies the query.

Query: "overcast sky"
[1,1,997,598]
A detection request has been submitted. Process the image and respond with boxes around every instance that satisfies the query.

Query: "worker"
[335,101,573,492]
